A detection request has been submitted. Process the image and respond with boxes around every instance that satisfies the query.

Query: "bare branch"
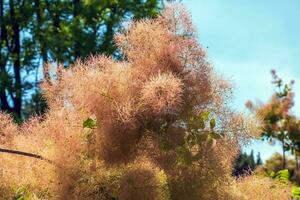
[0,147,56,166]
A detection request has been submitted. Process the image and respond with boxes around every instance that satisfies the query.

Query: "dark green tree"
[256,152,263,166]
[0,0,36,122]
[233,150,262,177]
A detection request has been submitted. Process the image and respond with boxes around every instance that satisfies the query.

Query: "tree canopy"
[247,70,300,170]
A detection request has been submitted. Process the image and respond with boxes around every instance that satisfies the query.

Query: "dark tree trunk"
[296,152,299,171]
[9,0,22,118]
[282,138,286,169]
[0,0,11,113]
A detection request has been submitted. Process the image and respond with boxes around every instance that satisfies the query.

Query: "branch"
[0,147,56,166]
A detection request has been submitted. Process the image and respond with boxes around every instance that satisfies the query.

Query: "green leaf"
[210,118,216,129]
[176,146,192,166]
[271,169,290,183]
[198,118,205,129]
[83,118,97,129]
[200,111,210,122]
[292,186,300,198]
[13,186,35,200]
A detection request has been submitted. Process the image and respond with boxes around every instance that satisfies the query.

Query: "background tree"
[264,152,295,174]
[233,150,262,177]
[0,0,164,121]
[247,70,295,169]
[0,0,35,122]
[285,116,300,171]
[256,152,263,166]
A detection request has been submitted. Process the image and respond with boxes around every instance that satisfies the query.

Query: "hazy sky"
[184,0,300,161]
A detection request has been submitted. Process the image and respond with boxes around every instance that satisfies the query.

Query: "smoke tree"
[247,70,296,169]
[0,4,268,200]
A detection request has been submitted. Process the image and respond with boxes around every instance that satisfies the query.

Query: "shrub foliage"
[0,4,278,200]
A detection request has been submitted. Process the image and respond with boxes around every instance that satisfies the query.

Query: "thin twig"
[0,147,56,166]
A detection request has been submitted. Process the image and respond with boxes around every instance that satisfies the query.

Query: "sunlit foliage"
[247,70,300,170]
[0,4,267,200]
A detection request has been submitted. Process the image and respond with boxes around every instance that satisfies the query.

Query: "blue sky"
[184,0,300,161]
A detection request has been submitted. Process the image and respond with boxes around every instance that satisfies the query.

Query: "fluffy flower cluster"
[0,4,263,200]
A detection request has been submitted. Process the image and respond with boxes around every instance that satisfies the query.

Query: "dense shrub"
[232,175,291,200]
[0,4,282,200]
